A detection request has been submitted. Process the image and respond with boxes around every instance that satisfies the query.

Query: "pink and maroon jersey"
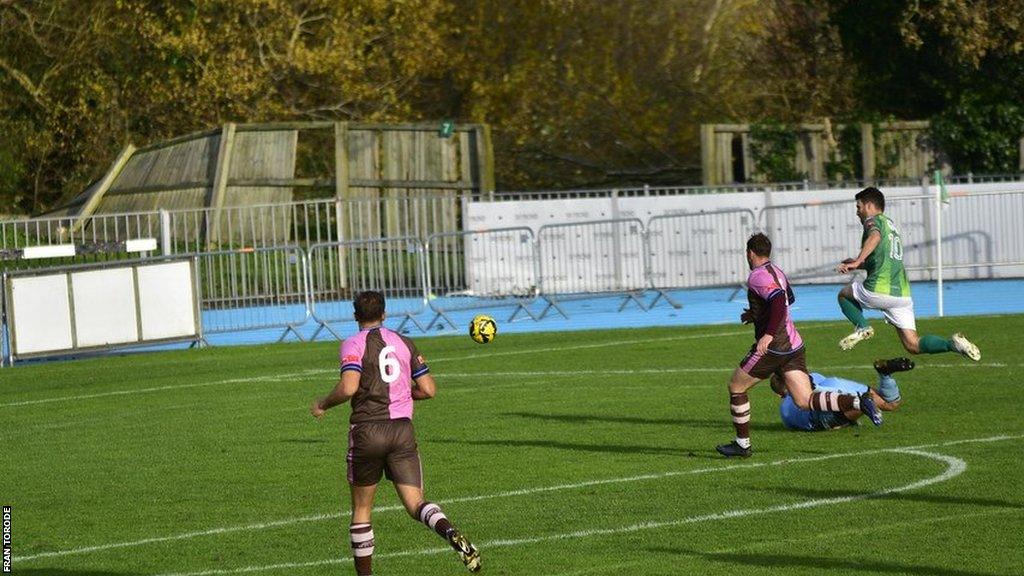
[746,262,803,353]
[340,327,430,424]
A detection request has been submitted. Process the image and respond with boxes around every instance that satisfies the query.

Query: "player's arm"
[412,373,436,400]
[756,289,788,353]
[838,229,881,273]
[740,308,754,324]
[406,340,434,400]
[311,371,360,418]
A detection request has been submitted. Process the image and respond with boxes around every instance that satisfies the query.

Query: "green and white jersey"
[862,213,911,297]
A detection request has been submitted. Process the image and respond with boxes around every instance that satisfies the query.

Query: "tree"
[829,0,1024,172]
[443,0,788,189]
[0,0,457,213]
[0,1,125,213]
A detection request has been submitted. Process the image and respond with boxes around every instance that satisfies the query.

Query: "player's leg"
[895,327,922,354]
[874,357,911,405]
[782,371,867,428]
[904,327,980,359]
[838,284,870,329]
[894,321,979,360]
[349,484,378,576]
[839,283,874,350]
[895,325,961,356]
[779,394,819,431]
[841,408,863,422]
[783,369,874,422]
[784,350,881,426]
[347,423,387,576]
[717,362,761,457]
[393,483,480,572]
[879,297,978,359]
[388,421,481,572]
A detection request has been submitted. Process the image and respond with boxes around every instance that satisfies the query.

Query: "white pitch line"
[3,321,1010,409]
[0,370,326,408]
[16,433,1022,564]
[152,447,968,576]
[442,362,1012,378]
[0,330,751,409]
[426,329,751,363]
[543,507,1021,576]
[707,508,1020,556]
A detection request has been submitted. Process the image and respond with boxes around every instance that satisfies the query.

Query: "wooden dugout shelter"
[41,121,495,246]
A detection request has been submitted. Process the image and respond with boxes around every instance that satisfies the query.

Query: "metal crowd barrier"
[925,189,1024,280]
[2,186,1019,364]
[307,237,428,339]
[162,195,461,252]
[646,208,758,307]
[760,198,862,283]
[424,227,539,328]
[166,199,343,252]
[195,246,311,342]
[759,195,935,283]
[0,211,163,269]
[536,218,648,319]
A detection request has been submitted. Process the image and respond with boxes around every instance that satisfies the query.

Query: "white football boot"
[951,333,981,361]
[839,326,874,350]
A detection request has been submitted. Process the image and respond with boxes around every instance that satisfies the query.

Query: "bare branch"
[0,55,50,109]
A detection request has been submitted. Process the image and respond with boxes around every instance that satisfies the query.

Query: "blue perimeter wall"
[197,279,1022,347]
[5,279,1016,362]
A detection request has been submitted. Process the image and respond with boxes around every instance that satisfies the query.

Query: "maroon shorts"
[738,346,807,381]
[347,418,422,487]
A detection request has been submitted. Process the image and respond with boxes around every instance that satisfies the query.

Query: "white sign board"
[137,261,198,340]
[9,274,73,355]
[72,268,139,347]
[4,258,199,360]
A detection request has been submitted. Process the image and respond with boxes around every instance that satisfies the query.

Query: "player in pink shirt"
[716,234,879,458]
[311,291,481,574]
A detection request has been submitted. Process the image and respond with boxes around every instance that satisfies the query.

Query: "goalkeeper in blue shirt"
[772,358,913,431]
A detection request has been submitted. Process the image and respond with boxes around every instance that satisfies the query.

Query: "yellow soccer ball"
[469,314,497,344]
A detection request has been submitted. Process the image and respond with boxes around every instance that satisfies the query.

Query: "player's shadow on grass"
[648,548,1003,576]
[765,486,1024,510]
[16,565,144,569]
[432,437,689,457]
[501,411,787,432]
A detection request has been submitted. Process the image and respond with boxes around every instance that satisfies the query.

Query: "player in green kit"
[835,187,980,360]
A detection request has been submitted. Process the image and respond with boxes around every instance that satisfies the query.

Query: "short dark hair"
[353,291,385,322]
[855,187,885,211]
[746,233,772,257]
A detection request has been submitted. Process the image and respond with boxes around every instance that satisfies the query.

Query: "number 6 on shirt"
[379,345,401,383]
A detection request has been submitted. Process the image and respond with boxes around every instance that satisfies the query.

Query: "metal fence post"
[160,209,172,255]
[934,177,945,317]
[1,271,7,367]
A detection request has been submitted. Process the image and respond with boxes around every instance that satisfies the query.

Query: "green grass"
[2,315,1023,576]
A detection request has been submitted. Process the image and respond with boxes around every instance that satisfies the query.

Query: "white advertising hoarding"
[4,258,199,361]
[72,268,139,347]
[9,274,73,355]
[466,182,1024,290]
[137,261,198,340]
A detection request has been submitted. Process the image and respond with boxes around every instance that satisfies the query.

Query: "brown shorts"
[738,346,807,380]
[347,418,422,487]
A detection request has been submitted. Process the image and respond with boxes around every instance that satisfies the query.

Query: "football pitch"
[3,314,1023,575]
